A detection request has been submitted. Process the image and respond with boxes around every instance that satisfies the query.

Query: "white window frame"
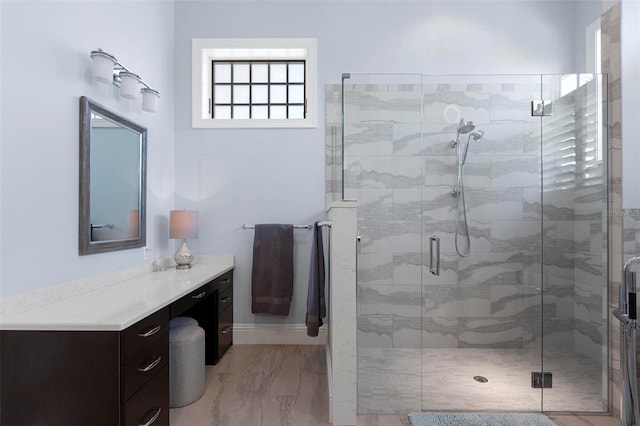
[192,38,317,129]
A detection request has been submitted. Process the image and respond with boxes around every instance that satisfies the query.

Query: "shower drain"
[473,376,488,383]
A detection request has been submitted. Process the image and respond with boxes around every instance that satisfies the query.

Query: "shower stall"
[327,73,609,414]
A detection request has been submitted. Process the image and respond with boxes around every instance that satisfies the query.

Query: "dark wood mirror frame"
[79,96,147,255]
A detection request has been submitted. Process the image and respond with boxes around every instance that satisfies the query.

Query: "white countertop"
[0,260,234,332]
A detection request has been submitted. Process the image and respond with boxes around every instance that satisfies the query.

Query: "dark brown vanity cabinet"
[0,307,170,426]
[170,270,233,364]
[0,268,233,425]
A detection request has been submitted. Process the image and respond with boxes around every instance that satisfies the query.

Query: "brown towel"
[251,224,294,315]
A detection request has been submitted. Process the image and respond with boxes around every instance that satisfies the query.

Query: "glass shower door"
[420,74,544,412]
[344,73,609,415]
[345,73,425,414]
[539,73,608,412]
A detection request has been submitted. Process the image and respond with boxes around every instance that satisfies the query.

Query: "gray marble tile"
[358,285,422,317]
[358,253,393,286]
[492,155,540,188]
[358,315,393,348]
[358,218,421,253]
[344,122,394,156]
[423,284,491,317]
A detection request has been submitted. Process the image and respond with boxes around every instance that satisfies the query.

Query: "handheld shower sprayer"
[461,130,484,165]
[452,118,484,258]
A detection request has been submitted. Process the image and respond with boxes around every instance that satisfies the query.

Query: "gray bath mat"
[408,412,556,426]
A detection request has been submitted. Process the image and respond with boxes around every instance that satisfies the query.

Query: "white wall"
[0,1,175,297]
[621,0,640,209]
[174,0,595,325]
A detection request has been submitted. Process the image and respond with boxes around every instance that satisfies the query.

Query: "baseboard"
[233,323,327,345]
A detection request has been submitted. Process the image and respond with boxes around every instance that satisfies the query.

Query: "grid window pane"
[252,64,268,83]
[233,85,250,104]
[212,60,306,120]
[214,64,231,83]
[233,64,250,83]
[289,85,304,104]
[270,105,287,119]
[214,106,231,119]
[270,85,286,103]
[270,64,287,83]
[252,85,268,103]
[289,106,304,119]
[252,105,268,119]
[214,85,231,104]
[289,64,304,83]
[233,106,250,119]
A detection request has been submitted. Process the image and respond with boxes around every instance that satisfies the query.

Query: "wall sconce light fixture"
[90,48,160,112]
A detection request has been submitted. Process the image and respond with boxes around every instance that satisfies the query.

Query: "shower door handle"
[429,236,440,276]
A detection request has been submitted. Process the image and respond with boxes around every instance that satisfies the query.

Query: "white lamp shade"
[170,210,199,239]
[141,88,160,112]
[90,51,116,84]
[119,71,141,100]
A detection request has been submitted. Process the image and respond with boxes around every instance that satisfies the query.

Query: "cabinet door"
[1,330,120,426]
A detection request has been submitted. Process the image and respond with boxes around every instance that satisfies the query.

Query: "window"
[212,61,306,119]
[192,38,317,128]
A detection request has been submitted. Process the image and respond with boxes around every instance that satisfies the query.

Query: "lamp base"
[174,239,194,269]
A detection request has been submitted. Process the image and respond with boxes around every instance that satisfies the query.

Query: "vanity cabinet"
[170,269,233,364]
[0,263,234,426]
[0,307,170,426]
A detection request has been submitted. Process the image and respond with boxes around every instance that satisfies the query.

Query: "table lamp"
[170,210,199,269]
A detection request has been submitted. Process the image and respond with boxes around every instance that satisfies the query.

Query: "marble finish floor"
[170,345,615,426]
[359,348,607,413]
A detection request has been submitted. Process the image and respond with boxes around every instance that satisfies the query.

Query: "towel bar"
[242,223,312,230]
[242,222,332,230]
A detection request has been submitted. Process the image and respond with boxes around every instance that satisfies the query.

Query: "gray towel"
[306,222,326,337]
[251,224,294,315]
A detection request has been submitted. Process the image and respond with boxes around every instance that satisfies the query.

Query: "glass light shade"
[119,71,141,100]
[169,210,199,240]
[90,50,117,84]
[141,88,160,112]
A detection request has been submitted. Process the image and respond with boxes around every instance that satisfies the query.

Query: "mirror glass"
[79,96,146,255]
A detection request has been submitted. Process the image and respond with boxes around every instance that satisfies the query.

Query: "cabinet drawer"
[122,335,168,401]
[217,271,233,292]
[170,280,215,318]
[122,364,169,426]
[218,304,233,360]
[122,307,169,364]
[218,284,233,313]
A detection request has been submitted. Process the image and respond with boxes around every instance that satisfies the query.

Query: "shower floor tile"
[358,348,607,414]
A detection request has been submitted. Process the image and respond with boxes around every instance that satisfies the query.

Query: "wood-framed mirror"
[79,96,147,255]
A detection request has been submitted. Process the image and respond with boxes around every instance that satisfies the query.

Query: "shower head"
[461,129,484,165]
[470,130,484,141]
[457,119,476,134]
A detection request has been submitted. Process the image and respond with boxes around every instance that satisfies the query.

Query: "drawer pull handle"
[138,356,162,372]
[139,407,162,426]
[220,278,230,285]
[221,325,232,335]
[192,291,206,299]
[220,296,231,304]
[138,325,161,338]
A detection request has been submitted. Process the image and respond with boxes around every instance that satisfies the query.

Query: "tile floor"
[170,345,618,426]
[359,348,608,413]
